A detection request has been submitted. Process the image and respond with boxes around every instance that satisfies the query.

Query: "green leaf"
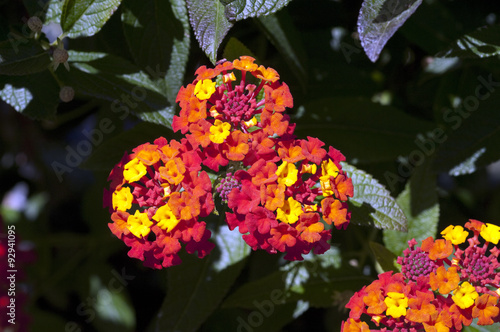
[224,0,292,21]
[0,38,50,75]
[434,90,500,175]
[255,12,307,90]
[383,181,439,257]
[409,155,438,216]
[121,0,189,84]
[341,162,408,232]
[222,249,371,309]
[369,241,400,273]
[152,224,250,332]
[294,97,434,164]
[358,0,422,62]
[438,25,500,59]
[186,0,232,63]
[61,0,122,38]
[161,0,191,104]
[57,51,173,127]
[0,71,59,119]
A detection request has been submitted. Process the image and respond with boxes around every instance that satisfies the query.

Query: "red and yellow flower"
[106,56,355,267]
[104,138,215,269]
[342,219,500,331]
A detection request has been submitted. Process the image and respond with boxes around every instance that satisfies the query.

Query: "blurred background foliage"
[1,0,500,331]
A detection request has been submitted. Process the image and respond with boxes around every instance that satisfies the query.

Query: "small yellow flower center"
[209,120,231,144]
[480,223,500,244]
[276,161,298,187]
[452,282,479,309]
[276,197,303,224]
[194,79,216,100]
[384,292,408,318]
[441,225,469,245]
[123,158,147,182]
[153,204,180,232]
[127,210,153,238]
[112,187,133,211]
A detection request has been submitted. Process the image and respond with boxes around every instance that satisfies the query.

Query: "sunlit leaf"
[358,0,422,62]
[44,0,64,24]
[224,0,292,21]
[0,71,59,119]
[438,25,500,59]
[186,0,232,63]
[61,0,122,38]
[0,39,50,75]
[342,162,408,232]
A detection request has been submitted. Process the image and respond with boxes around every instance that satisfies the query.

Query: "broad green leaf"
[358,0,422,62]
[0,38,50,75]
[57,51,173,127]
[224,0,292,21]
[255,13,307,90]
[161,0,191,104]
[61,0,122,38]
[294,97,434,164]
[438,25,500,59]
[186,0,232,63]
[222,249,370,309]
[383,181,439,257]
[152,224,250,332]
[0,71,59,119]
[44,0,63,24]
[369,241,400,273]
[434,90,500,175]
[342,162,407,232]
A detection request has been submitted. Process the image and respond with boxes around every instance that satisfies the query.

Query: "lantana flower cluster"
[103,139,215,269]
[342,219,500,332]
[105,56,353,268]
